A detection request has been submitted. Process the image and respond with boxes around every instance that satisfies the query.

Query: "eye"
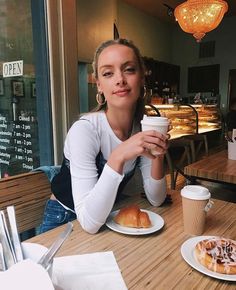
[102,71,113,77]
[124,66,136,73]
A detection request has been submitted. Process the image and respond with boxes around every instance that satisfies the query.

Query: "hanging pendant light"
[174,0,228,42]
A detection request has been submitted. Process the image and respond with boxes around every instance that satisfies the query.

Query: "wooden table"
[28,190,236,289]
[184,150,236,185]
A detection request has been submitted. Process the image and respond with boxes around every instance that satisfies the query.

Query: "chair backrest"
[0,171,52,233]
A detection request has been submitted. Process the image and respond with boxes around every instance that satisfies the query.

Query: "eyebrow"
[99,61,137,71]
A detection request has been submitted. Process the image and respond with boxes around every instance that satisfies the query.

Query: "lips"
[113,89,130,96]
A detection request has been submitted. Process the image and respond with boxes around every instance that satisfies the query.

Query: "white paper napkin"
[52,251,128,290]
[0,259,55,290]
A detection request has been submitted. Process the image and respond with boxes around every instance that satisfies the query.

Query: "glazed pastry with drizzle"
[195,237,236,274]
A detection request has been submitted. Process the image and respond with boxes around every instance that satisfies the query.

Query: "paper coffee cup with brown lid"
[181,185,212,236]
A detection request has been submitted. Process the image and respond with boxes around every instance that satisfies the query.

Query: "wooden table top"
[28,190,236,289]
[184,150,236,184]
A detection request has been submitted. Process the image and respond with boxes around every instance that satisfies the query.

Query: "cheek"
[97,79,109,93]
[130,74,143,87]
[132,78,143,93]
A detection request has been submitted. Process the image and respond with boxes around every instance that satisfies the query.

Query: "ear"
[96,80,102,92]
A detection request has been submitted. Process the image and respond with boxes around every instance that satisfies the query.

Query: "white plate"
[106,209,164,235]
[181,235,236,281]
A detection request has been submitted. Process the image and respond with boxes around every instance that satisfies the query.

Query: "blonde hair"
[93,38,145,80]
[92,38,146,121]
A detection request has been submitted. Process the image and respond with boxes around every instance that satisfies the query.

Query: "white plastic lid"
[181,185,211,200]
[141,115,169,125]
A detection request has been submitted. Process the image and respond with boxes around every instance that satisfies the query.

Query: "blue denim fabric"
[41,151,139,234]
[33,166,61,182]
[39,200,76,233]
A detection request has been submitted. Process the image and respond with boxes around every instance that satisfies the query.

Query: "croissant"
[114,205,151,228]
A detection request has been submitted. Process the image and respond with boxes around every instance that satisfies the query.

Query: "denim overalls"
[39,152,139,233]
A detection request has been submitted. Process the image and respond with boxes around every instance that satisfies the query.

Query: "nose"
[115,71,127,85]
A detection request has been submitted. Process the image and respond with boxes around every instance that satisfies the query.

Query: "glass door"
[0,0,52,177]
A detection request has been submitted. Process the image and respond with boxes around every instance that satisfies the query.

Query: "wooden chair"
[182,134,208,162]
[0,171,52,234]
[165,138,192,189]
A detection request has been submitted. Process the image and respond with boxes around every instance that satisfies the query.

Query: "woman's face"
[96,44,144,110]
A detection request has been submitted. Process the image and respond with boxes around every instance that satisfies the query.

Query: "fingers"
[139,130,169,158]
[141,130,168,141]
[142,150,156,159]
[143,142,167,157]
[144,135,168,151]
[122,131,169,161]
[166,133,171,140]
[143,147,167,158]
[168,121,173,132]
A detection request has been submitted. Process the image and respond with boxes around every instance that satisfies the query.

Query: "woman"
[40,38,169,234]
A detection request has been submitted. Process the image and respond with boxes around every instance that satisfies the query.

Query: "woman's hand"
[107,130,169,174]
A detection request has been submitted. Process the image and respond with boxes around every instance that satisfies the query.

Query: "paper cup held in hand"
[181,185,211,236]
[141,115,169,134]
[141,115,169,155]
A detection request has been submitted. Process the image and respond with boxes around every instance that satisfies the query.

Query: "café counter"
[145,104,222,139]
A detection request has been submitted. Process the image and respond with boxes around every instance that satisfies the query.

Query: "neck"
[106,108,135,141]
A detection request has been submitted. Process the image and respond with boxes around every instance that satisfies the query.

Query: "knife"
[38,222,73,271]
[0,211,17,269]
[7,206,23,262]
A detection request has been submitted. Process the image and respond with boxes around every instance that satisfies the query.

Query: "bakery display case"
[193,104,222,134]
[145,104,222,139]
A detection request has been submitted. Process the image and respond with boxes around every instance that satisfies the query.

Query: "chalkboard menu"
[0,111,39,177]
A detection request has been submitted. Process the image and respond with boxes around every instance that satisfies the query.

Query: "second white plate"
[106,209,164,235]
[181,236,236,281]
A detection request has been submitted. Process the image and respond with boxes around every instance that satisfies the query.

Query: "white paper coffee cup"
[141,115,169,156]
[141,116,169,155]
[141,115,169,134]
[181,185,211,235]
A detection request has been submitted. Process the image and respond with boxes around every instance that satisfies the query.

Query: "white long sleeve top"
[64,111,167,233]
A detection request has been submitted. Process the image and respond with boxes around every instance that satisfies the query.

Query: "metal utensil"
[0,244,7,271]
[38,222,73,271]
[7,206,23,262]
[0,211,17,269]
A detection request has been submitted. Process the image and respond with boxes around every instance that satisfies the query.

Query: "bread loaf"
[114,205,151,228]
